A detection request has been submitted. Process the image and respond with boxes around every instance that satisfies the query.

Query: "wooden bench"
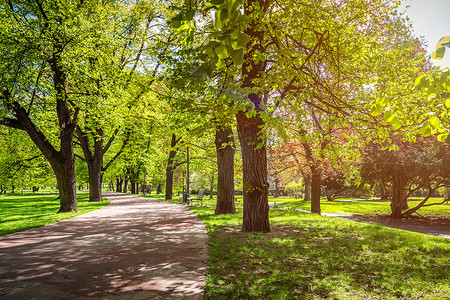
[187,189,205,206]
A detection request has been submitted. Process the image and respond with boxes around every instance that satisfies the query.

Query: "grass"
[269,196,450,215]
[159,194,450,299]
[0,189,110,236]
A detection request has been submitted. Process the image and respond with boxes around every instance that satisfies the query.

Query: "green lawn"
[270,196,450,215]
[160,195,449,299]
[0,189,110,236]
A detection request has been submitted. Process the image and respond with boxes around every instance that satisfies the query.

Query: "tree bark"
[274,178,280,198]
[76,126,104,202]
[304,172,312,201]
[215,126,236,215]
[237,110,270,232]
[123,178,128,193]
[165,134,179,200]
[311,168,321,214]
[116,178,123,192]
[156,182,162,194]
[391,175,407,218]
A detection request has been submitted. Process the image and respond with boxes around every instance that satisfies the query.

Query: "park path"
[0,192,209,299]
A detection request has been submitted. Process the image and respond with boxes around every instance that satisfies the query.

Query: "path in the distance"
[0,192,209,299]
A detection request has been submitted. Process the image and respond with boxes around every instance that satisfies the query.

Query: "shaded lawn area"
[180,200,449,299]
[271,197,450,215]
[0,190,110,236]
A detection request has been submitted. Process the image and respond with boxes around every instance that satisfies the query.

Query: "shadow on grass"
[187,204,449,299]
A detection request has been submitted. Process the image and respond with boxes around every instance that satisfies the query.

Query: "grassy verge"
[168,196,450,299]
[0,189,110,236]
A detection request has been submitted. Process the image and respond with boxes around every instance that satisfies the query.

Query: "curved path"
[0,192,209,299]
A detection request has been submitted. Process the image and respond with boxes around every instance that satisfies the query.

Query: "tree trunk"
[116,178,123,192]
[130,180,136,194]
[311,168,321,214]
[123,179,128,193]
[304,173,312,201]
[215,126,236,215]
[157,182,162,194]
[237,110,270,232]
[53,122,78,212]
[165,134,179,200]
[1,59,79,212]
[76,126,104,202]
[87,158,103,202]
[274,178,280,198]
[391,175,407,218]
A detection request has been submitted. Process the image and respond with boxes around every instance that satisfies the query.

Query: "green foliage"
[284,181,304,199]
[0,190,109,236]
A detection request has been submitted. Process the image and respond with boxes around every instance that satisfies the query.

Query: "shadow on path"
[0,192,209,299]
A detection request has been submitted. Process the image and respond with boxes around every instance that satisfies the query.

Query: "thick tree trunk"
[215,126,236,215]
[165,134,179,200]
[391,175,407,218]
[87,158,103,202]
[55,161,78,213]
[237,110,270,232]
[304,173,312,201]
[76,125,104,202]
[311,169,321,214]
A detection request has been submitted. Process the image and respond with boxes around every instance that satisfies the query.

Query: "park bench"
[187,189,204,207]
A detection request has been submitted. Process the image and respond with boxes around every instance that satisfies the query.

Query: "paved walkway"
[0,192,209,299]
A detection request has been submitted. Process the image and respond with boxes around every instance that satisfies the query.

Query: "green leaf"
[414,74,427,88]
[230,48,244,65]
[370,104,380,117]
[181,29,194,45]
[445,98,450,109]
[429,116,441,129]
[437,133,448,142]
[432,46,445,60]
[215,9,223,29]
[437,36,450,47]
[216,59,226,69]
[422,125,434,137]
[231,40,243,50]
[220,8,229,25]
[386,114,401,130]
[185,9,195,21]
[191,65,207,78]
[236,32,251,47]
[214,44,229,59]
[171,14,183,29]
[210,0,225,5]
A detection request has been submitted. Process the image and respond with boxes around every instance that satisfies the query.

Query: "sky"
[399,0,450,68]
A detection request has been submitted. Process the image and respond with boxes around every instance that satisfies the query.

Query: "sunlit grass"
[181,201,449,299]
[269,196,450,215]
[0,189,110,236]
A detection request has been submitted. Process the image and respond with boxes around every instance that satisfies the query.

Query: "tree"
[0,1,95,212]
[360,136,450,218]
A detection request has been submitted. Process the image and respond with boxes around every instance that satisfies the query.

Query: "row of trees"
[0,0,447,231]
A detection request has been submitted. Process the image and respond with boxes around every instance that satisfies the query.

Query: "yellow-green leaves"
[432,36,450,60]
